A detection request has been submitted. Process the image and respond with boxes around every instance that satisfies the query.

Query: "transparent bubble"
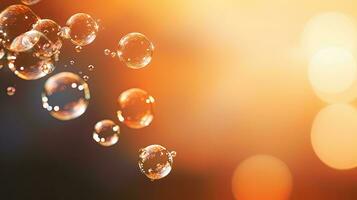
[42,72,90,120]
[7,51,55,80]
[83,75,89,81]
[93,119,120,147]
[110,52,117,58]
[75,45,82,53]
[138,144,176,181]
[59,26,71,39]
[104,49,111,56]
[6,86,16,96]
[88,64,94,71]
[117,32,154,69]
[21,0,41,6]
[66,13,99,46]
[32,19,62,57]
[10,30,58,59]
[70,60,75,65]
[0,5,39,50]
[117,88,155,129]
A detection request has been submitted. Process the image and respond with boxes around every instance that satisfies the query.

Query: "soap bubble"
[6,86,16,96]
[0,5,39,50]
[7,52,55,80]
[70,60,75,65]
[21,0,41,6]
[117,88,155,129]
[59,27,71,39]
[117,32,154,69]
[75,45,82,52]
[110,52,117,58]
[10,30,58,59]
[66,13,99,46]
[138,144,176,181]
[82,75,89,81]
[42,72,90,121]
[104,49,111,56]
[32,19,62,57]
[88,65,94,71]
[93,120,120,147]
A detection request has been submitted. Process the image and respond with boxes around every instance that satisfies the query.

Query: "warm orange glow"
[232,155,293,200]
[311,104,357,170]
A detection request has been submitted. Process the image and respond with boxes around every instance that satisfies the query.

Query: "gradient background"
[1,0,357,199]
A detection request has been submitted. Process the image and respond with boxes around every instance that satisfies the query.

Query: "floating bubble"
[110,52,117,58]
[232,155,293,200]
[11,30,57,59]
[138,144,176,181]
[117,32,154,69]
[42,72,90,121]
[59,26,71,39]
[32,19,62,57]
[75,45,82,53]
[8,51,55,80]
[93,119,120,147]
[104,49,111,56]
[83,75,89,81]
[21,0,41,6]
[0,5,39,50]
[6,86,16,96]
[66,13,99,46]
[88,64,94,71]
[117,88,155,129]
[70,60,75,65]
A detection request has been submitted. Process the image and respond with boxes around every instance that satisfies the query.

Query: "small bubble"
[6,86,16,96]
[111,52,117,58]
[83,75,89,81]
[93,120,120,147]
[104,49,111,56]
[59,26,71,39]
[88,65,94,71]
[70,60,75,65]
[75,45,82,53]
[78,71,83,75]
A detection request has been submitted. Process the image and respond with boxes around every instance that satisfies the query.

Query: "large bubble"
[0,5,39,50]
[32,19,62,58]
[117,88,155,129]
[66,13,98,46]
[117,32,154,69]
[42,72,90,121]
[93,120,120,147]
[8,30,55,80]
[138,144,176,181]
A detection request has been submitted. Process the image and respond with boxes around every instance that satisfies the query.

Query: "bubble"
[232,155,293,200]
[117,32,154,69]
[21,0,41,6]
[0,5,39,50]
[104,49,111,56]
[10,30,57,59]
[66,13,99,46]
[7,51,55,80]
[117,88,155,129]
[32,19,62,57]
[83,75,89,81]
[110,52,117,58]
[75,45,82,53]
[70,60,75,65]
[88,65,94,71]
[42,72,90,120]
[6,86,16,96]
[93,120,120,147]
[138,144,176,181]
[59,26,71,39]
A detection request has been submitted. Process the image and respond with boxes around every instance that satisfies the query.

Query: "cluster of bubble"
[0,3,175,181]
[302,12,357,170]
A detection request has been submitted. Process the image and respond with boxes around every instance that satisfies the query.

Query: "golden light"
[311,104,357,170]
[302,12,357,58]
[232,155,293,200]
[308,47,357,97]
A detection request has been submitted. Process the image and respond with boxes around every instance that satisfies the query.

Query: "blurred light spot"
[232,155,292,200]
[302,12,357,58]
[309,47,357,97]
[311,104,357,170]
